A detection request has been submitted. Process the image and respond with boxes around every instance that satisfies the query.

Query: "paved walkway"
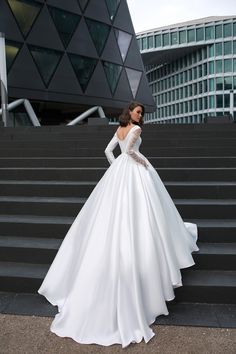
[1,314,236,354]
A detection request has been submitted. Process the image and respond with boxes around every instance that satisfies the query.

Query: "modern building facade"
[137,16,236,123]
[0,0,154,124]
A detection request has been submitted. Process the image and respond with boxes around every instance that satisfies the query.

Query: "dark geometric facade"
[0,0,155,122]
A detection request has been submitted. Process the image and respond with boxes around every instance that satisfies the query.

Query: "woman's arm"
[104,134,119,164]
[127,127,148,168]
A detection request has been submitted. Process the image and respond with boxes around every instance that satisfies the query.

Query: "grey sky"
[127,0,236,33]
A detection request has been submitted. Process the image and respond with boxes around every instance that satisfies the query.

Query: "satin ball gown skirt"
[38,151,198,348]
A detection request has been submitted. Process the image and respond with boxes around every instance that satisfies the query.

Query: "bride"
[38,101,198,348]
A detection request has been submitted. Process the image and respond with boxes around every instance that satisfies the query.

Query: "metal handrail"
[0,98,41,126]
[67,106,106,125]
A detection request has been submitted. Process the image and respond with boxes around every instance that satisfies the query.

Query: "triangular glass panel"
[5,40,23,72]
[103,61,122,95]
[48,6,81,48]
[77,0,89,12]
[68,53,98,92]
[28,45,63,87]
[86,19,110,56]
[105,0,121,21]
[7,0,43,38]
[125,68,142,98]
[114,29,132,62]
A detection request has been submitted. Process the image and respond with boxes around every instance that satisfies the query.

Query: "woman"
[38,101,198,348]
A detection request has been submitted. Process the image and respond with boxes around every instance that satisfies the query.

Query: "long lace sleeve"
[104,134,119,164]
[127,127,148,168]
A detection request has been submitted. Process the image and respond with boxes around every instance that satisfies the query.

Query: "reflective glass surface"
[115,30,132,61]
[216,95,223,108]
[224,76,232,90]
[125,68,142,98]
[28,45,63,86]
[216,60,222,73]
[48,6,81,47]
[205,26,214,40]
[171,32,178,45]
[223,23,232,38]
[163,33,169,46]
[7,0,42,37]
[224,41,232,55]
[216,77,223,90]
[196,27,204,41]
[179,31,186,44]
[68,53,97,91]
[105,0,120,21]
[215,42,222,56]
[86,19,110,56]
[5,40,22,71]
[155,34,161,47]
[103,61,122,94]
[224,94,230,107]
[215,24,222,39]
[224,59,232,72]
[187,29,195,42]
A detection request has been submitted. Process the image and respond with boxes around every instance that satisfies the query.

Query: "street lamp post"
[0,32,9,127]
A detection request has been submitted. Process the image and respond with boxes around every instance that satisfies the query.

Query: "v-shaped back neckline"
[116,125,137,141]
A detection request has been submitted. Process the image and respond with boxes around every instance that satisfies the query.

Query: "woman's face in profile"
[129,106,143,123]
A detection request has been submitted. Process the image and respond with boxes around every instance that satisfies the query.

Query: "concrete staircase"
[0,124,236,305]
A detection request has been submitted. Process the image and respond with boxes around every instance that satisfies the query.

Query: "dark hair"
[119,101,145,127]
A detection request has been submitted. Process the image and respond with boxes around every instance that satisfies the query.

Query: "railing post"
[0,32,9,127]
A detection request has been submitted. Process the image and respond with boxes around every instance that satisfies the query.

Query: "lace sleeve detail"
[127,127,148,168]
[104,134,119,164]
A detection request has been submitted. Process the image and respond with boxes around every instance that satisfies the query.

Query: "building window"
[187,29,195,42]
[48,6,81,48]
[86,19,110,56]
[233,22,236,36]
[208,78,214,91]
[163,33,170,46]
[103,61,122,94]
[209,95,215,108]
[224,94,230,108]
[234,58,236,72]
[5,39,22,72]
[215,42,222,56]
[142,37,147,50]
[224,41,232,55]
[171,32,178,45]
[205,26,214,40]
[224,76,232,90]
[224,59,232,72]
[196,27,204,41]
[233,77,236,89]
[125,68,142,98]
[147,36,154,48]
[68,53,98,92]
[7,0,43,38]
[115,29,132,61]
[179,30,186,44]
[216,95,223,108]
[208,44,214,57]
[209,61,215,74]
[234,41,236,54]
[216,77,223,90]
[215,24,222,39]
[223,23,232,38]
[28,44,63,87]
[216,59,223,73]
[105,0,121,21]
[155,34,161,47]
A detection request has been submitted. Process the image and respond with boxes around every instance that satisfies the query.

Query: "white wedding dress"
[38,125,198,348]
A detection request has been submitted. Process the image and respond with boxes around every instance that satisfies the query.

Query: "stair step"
[176,270,236,303]
[0,197,235,218]
[193,243,236,270]
[1,156,236,168]
[0,167,236,181]
[0,180,236,199]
